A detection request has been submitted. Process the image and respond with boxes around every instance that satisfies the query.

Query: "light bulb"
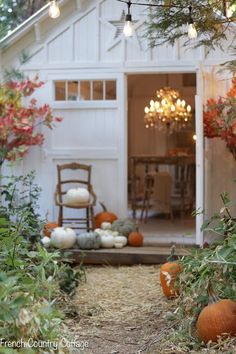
[49,0,60,19]
[171,104,175,112]
[187,104,191,112]
[150,99,155,106]
[188,23,197,39]
[123,13,133,37]
[193,134,197,141]
[155,101,160,109]
[144,107,149,114]
[182,100,186,107]
[161,99,166,106]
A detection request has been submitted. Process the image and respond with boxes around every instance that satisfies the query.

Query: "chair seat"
[61,201,94,209]
[55,162,97,231]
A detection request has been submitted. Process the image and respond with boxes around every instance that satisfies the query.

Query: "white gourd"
[101,222,112,230]
[114,235,127,246]
[66,188,90,205]
[114,242,124,249]
[51,227,76,249]
[41,236,51,248]
[100,234,115,248]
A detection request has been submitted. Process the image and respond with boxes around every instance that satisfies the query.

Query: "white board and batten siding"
[1,0,235,244]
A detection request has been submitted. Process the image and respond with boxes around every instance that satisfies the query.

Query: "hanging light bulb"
[188,6,197,39]
[188,23,197,39]
[49,0,60,19]
[123,1,133,37]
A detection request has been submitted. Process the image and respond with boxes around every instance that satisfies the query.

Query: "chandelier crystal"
[144,87,192,132]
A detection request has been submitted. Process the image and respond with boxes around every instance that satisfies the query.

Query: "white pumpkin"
[100,234,115,248]
[51,227,76,249]
[114,242,124,249]
[41,236,51,248]
[114,235,127,246]
[66,188,90,205]
[101,222,112,230]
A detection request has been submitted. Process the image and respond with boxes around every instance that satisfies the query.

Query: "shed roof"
[0,0,70,46]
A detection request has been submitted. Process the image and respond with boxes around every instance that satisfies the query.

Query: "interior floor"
[129,209,195,246]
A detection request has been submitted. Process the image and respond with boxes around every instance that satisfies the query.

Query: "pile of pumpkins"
[160,259,236,345]
[41,203,144,251]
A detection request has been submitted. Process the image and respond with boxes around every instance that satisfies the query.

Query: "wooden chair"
[140,171,173,223]
[171,163,195,217]
[54,163,96,231]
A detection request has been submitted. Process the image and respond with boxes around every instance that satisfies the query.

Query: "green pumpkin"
[77,232,101,250]
[111,219,136,237]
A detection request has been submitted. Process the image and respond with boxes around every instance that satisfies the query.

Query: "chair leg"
[86,208,90,232]
[140,198,145,221]
[90,206,95,230]
[58,206,63,226]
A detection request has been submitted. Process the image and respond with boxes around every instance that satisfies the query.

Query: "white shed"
[1,0,235,246]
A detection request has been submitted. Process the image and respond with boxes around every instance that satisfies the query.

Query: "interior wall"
[128,73,196,180]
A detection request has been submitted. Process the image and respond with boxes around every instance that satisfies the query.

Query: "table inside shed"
[130,155,196,220]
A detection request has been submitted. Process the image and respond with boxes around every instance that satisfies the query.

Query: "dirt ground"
[64,265,236,354]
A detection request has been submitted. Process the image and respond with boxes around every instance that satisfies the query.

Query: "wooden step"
[65,246,192,265]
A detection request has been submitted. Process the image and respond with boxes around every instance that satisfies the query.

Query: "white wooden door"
[195,65,204,246]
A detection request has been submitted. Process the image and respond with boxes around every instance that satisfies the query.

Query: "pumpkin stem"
[207,282,220,304]
[167,244,176,262]
[99,202,107,212]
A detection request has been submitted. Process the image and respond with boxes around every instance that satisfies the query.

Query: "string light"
[123,0,133,37]
[48,0,60,19]
[117,0,199,40]
[188,6,197,39]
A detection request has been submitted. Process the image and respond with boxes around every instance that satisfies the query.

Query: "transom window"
[54,80,117,101]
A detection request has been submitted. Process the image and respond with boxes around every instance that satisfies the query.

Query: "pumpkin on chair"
[95,202,117,228]
[66,188,90,205]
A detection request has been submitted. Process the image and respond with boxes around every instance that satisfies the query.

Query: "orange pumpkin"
[95,202,117,228]
[43,222,59,237]
[197,285,236,343]
[128,230,144,247]
[160,262,181,298]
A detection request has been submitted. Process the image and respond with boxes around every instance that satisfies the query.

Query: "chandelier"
[144,87,192,132]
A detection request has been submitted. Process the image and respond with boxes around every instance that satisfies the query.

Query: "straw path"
[64,265,236,354]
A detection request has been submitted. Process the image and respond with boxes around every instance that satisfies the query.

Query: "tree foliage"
[145,0,236,61]
[0,0,47,38]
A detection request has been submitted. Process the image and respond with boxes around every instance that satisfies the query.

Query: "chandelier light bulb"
[161,99,166,106]
[187,105,191,112]
[193,134,197,141]
[188,23,197,39]
[150,99,155,106]
[49,0,60,19]
[144,107,149,114]
[171,104,175,112]
[155,101,160,109]
[177,98,181,106]
[181,100,186,107]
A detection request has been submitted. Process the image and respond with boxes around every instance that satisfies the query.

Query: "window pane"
[92,80,103,100]
[80,81,90,100]
[55,81,66,100]
[105,80,116,100]
[68,81,78,101]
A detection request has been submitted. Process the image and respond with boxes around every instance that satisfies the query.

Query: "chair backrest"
[172,163,195,198]
[56,163,92,203]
